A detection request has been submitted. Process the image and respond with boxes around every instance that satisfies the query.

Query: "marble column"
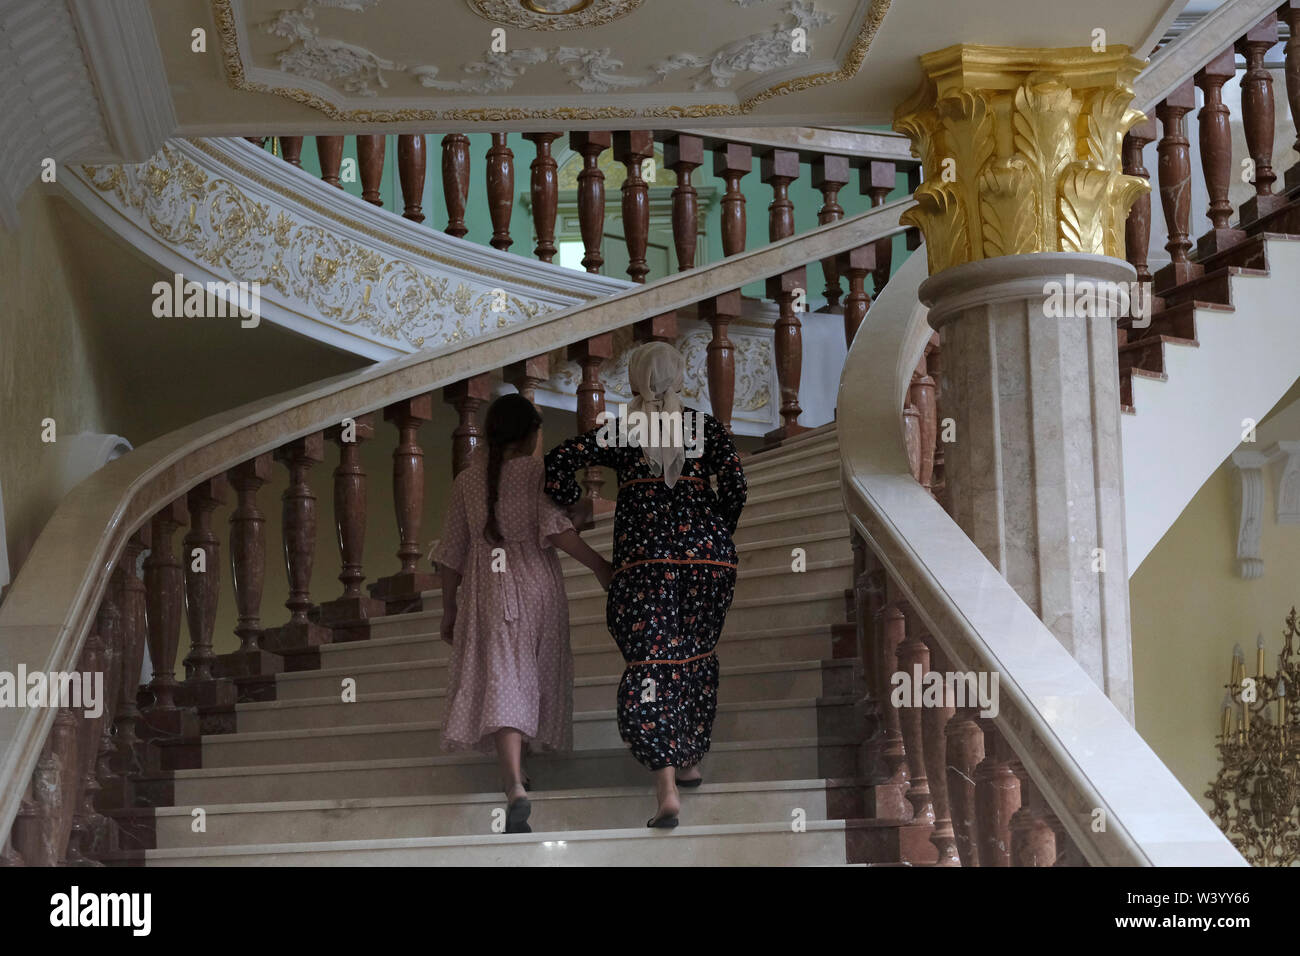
[894,45,1148,720]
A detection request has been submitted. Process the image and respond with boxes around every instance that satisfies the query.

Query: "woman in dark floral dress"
[544,342,747,827]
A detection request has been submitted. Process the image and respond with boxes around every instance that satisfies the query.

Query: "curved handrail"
[0,195,914,843]
[836,249,1245,865]
[1134,0,1282,110]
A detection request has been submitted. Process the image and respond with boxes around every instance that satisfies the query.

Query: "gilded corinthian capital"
[893,44,1150,275]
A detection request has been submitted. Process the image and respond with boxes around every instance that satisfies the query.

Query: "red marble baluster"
[1196,51,1245,255]
[878,604,910,793]
[182,478,226,685]
[316,136,345,189]
[1122,118,1157,286]
[398,134,426,223]
[320,414,386,626]
[244,137,267,148]
[766,267,807,442]
[973,723,1022,866]
[357,134,386,206]
[227,455,272,658]
[839,245,875,348]
[505,355,552,457]
[505,354,551,405]
[699,290,740,432]
[486,132,515,251]
[854,550,893,789]
[813,154,849,309]
[664,133,703,271]
[143,499,187,711]
[278,136,303,168]
[445,374,494,477]
[523,132,562,262]
[634,310,677,345]
[441,133,471,237]
[271,433,329,649]
[903,401,922,480]
[1283,2,1300,190]
[1010,766,1059,866]
[570,131,611,273]
[945,706,985,866]
[91,593,122,845]
[614,130,654,282]
[13,708,77,866]
[928,333,946,505]
[714,143,752,258]
[910,357,937,492]
[569,335,615,502]
[373,397,437,611]
[920,637,960,865]
[66,619,107,864]
[1238,14,1282,222]
[862,160,896,294]
[894,610,936,830]
[1154,82,1200,290]
[111,531,149,781]
[760,148,799,242]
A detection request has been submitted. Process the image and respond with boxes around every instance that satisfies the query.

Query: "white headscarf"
[626,341,687,488]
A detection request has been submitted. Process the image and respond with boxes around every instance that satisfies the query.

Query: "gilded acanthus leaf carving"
[893,44,1149,272]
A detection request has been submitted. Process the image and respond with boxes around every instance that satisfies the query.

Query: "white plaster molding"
[59,137,631,360]
[1273,440,1300,525]
[1232,448,1269,580]
[0,0,176,232]
[67,0,177,162]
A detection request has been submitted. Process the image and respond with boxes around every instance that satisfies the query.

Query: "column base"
[1240,192,1289,225]
[369,571,436,614]
[317,593,388,626]
[214,647,285,679]
[763,422,810,446]
[1153,259,1203,292]
[172,678,237,710]
[1197,227,1247,259]
[262,620,334,652]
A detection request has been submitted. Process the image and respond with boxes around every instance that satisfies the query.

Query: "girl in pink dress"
[431,394,612,833]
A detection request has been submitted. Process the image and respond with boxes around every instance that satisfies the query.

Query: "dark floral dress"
[544,411,747,771]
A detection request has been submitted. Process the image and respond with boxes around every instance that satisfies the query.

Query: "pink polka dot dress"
[431,452,575,754]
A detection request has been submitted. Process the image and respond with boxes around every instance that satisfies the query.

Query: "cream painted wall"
[1131,435,1300,813]
[0,190,115,579]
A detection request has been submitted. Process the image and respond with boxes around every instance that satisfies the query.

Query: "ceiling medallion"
[466,0,642,31]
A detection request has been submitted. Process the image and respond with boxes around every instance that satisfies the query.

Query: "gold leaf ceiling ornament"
[892,44,1149,276]
[466,0,643,31]
[211,0,890,121]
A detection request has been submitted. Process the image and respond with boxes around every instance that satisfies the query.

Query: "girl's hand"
[440,610,456,645]
[595,558,614,592]
[567,496,594,530]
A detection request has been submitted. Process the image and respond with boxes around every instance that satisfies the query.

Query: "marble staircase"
[108,424,928,866]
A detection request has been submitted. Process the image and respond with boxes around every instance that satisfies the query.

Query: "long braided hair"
[484,393,543,543]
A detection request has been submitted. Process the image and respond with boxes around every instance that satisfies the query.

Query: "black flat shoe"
[646,813,679,829]
[506,797,532,834]
[676,776,703,789]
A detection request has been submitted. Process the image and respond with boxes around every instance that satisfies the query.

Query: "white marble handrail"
[0,196,914,844]
[836,249,1245,866]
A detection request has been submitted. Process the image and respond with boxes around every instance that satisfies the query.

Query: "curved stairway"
[107,425,929,866]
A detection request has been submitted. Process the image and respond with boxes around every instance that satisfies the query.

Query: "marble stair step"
[136,818,858,867]
[248,661,854,729]
[316,620,840,672]
[150,737,860,806]
[270,656,855,708]
[418,530,853,612]
[122,778,866,849]
[363,585,852,647]
[183,697,859,769]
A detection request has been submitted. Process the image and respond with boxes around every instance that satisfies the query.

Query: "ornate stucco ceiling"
[152,0,1188,133]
